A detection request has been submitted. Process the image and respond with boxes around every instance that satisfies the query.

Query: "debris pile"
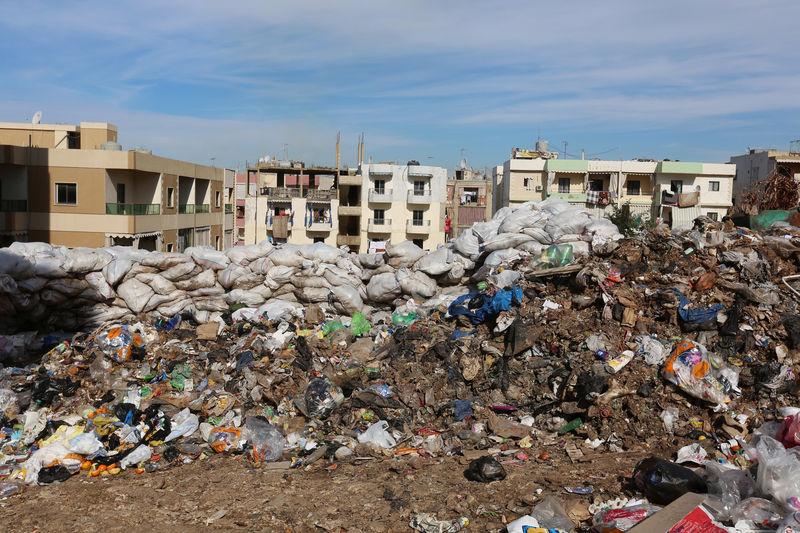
[2,207,800,531]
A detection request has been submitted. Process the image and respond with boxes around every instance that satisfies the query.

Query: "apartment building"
[0,120,233,250]
[446,164,493,239]
[730,148,800,203]
[495,148,735,229]
[241,160,448,252]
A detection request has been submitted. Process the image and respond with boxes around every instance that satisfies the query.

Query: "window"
[558,178,570,194]
[412,239,424,248]
[374,179,385,194]
[167,187,175,208]
[523,178,531,189]
[589,179,604,192]
[313,236,325,243]
[117,183,126,203]
[412,210,423,225]
[709,181,720,192]
[166,243,174,252]
[55,183,77,205]
[708,212,719,221]
[215,191,222,207]
[670,180,683,194]
[413,180,425,195]
[626,180,641,196]
[215,235,221,250]
[374,208,385,223]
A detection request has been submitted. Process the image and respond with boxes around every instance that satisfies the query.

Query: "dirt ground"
[0,444,675,532]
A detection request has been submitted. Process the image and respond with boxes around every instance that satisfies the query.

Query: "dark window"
[374,208,385,223]
[558,178,570,194]
[215,191,222,207]
[117,183,126,203]
[167,187,175,207]
[709,181,720,192]
[56,183,77,205]
[412,239,423,248]
[670,180,683,193]
[589,179,603,192]
[626,180,641,196]
[374,179,385,194]
[412,210,423,225]
[708,212,719,221]
[413,180,425,195]
[313,236,325,243]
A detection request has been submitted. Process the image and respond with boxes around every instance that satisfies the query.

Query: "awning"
[776,158,800,164]
[105,231,163,239]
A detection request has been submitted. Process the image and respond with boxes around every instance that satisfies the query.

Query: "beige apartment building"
[496,148,735,229]
[446,164,493,239]
[242,160,448,252]
[730,148,800,204]
[0,120,235,250]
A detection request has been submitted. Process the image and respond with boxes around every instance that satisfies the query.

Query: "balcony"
[195,204,210,213]
[225,204,233,214]
[179,204,195,214]
[367,218,392,233]
[338,205,361,216]
[337,234,361,247]
[368,189,393,203]
[307,219,332,232]
[0,199,27,212]
[106,203,161,215]
[265,187,301,201]
[408,169,433,178]
[406,220,431,234]
[306,189,336,203]
[407,190,432,204]
[266,216,293,230]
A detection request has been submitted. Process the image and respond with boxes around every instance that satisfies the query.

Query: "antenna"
[282,143,289,161]
[31,111,42,125]
[562,141,568,159]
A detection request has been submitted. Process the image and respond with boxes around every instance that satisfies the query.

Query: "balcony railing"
[368,189,393,203]
[265,187,301,200]
[106,203,161,215]
[225,203,233,214]
[407,190,432,204]
[195,204,210,213]
[0,199,27,212]
[179,204,195,214]
[406,219,431,233]
[306,189,336,202]
[367,218,392,232]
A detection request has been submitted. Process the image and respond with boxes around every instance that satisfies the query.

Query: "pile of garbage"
[2,207,800,530]
[0,197,622,334]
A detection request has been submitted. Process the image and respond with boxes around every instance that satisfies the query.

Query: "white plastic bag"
[357,420,396,449]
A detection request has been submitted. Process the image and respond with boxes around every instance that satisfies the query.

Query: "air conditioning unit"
[535,185,543,192]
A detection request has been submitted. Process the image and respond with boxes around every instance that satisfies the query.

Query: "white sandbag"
[321,264,361,288]
[292,275,332,289]
[331,284,365,315]
[193,296,227,312]
[184,246,230,270]
[481,232,534,252]
[117,278,155,313]
[17,277,48,292]
[439,261,465,286]
[492,206,514,222]
[247,257,273,275]
[452,231,480,259]
[414,246,454,276]
[484,248,523,268]
[521,226,553,245]
[545,208,591,240]
[0,250,34,279]
[84,272,115,300]
[471,219,502,242]
[498,209,548,234]
[62,248,112,274]
[141,251,191,270]
[385,241,425,263]
[537,196,572,216]
[79,304,131,324]
[293,286,331,303]
[397,269,437,299]
[8,242,53,256]
[188,285,225,298]
[46,278,88,296]
[300,242,344,263]
[226,289,266,307]
[175,269,216,291]
[217,265,251,290]
[489,269,521,289]
[357,253,385,269]
[452,253,476,271]
[264,265,297,289]
[135,272,176,296]
[226,242,273,265]
[570,240,591,256]
[555,233,586,243]
[160,261,201,282]
[144,293,178,313]
[257,299,304,321]
[366,272,401,303]
[231,272,263,290]
[32,255,67,278]
[269,245,306,267]
[102,258,133,286]
[121,264,158,283]
[156,296,192,317]
[248,284,273,299]
[516,241,545,255]
[0,274,17,294]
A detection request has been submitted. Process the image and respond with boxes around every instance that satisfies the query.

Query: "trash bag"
[661,339,740,406]
[529,496,575,531]
[447,286,523,325]
[633,456,708,505]
[754,436,800,509]
[674,289,724,330]
[464,456,506,482]
[322,321,345,336]
[349,312,372,336]
[539,244,574,268]
[357,420,396,449]
[592,504,662,532]
[777,414,800,449]
[96,325,146,363]
[302,377,344,419]
[244,416,285,463]
[391,312,418,326]
[730,497,783,529]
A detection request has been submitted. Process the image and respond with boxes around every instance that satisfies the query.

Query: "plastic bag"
[637,335,667,366]
[244,416,285,463]
[539,244,574,268]
[0,388,19,419]
[754,436,800,510]
[529,495,575,531]
[633,456,708,505]
[303,377,344,419]
[322,321,345,336]
[165,408,199,442]
[350,312,372,336]
[661,339,739,407]
[777,414,800,449]
[704,460,754,520]
[96,325,146,363]
[391,312,418,326]
[120,444,152,469]
[731,497,783,529]
[357,420,396,449]
[592,504,661,533]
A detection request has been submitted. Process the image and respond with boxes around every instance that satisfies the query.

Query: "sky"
[1,1,798,171]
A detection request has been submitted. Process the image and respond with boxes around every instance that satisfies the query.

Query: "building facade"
[240,160,448,253]
[0,120,230,250]
[495,149,735,229]
[446,165,493,239]
[729,149,800,204]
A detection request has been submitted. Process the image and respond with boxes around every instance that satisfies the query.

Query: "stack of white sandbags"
[0,198,621,332]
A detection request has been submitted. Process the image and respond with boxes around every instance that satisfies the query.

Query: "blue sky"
[1,1,798,171]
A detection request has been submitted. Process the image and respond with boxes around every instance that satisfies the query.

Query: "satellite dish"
[31,111,42,125]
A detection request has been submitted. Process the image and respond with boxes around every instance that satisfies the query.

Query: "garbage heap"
[0,197,621,334]
[1,212,800,531]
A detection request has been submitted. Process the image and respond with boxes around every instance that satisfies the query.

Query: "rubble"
[1,203,800,531]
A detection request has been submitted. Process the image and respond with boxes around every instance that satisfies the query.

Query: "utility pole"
[562,141,568,159]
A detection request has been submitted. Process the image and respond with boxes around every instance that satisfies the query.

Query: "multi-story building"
[0,120,231,250]
[729,148,800,203]
[446,163,493,239]
[241,159,448,252]
[495,147,735,229]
